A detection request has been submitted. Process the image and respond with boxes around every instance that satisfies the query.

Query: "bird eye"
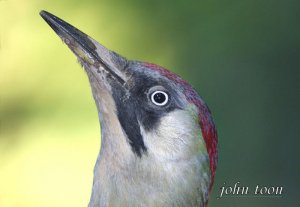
[150,91,169,106]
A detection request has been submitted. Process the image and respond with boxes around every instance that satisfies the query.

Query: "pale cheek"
[142,110,208,160]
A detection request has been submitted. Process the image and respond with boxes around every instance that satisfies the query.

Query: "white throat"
[88,103,211,207]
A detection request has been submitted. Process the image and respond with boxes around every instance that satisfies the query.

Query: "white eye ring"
[150,91,169,106]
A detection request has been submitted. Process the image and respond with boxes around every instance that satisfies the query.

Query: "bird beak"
[40,10,127,86]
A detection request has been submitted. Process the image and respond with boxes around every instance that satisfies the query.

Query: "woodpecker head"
[40,10,218,200]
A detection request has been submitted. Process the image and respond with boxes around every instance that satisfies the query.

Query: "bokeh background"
[0,0,299,206]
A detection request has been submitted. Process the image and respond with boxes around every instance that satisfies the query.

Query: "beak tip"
[39,10,48,18]
[40,10,54,26]
[40,10,57,24]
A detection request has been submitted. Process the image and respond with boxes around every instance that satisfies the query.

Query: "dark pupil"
[154,92,166,103]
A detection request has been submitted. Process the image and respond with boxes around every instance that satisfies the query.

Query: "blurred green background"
[0,0,299,206]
